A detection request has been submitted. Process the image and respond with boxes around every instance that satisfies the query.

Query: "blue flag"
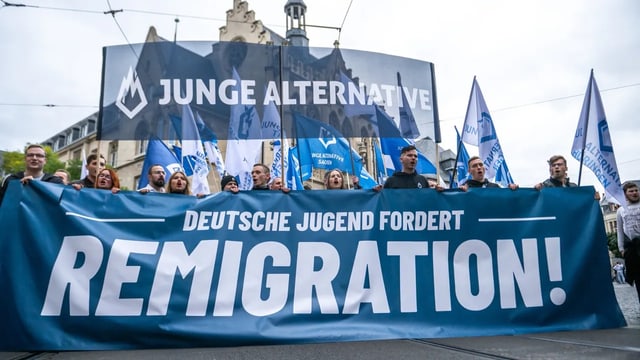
[451,126,471,189]
[138,137,183,189]
[495,159,515,188]
[571,70,624,205]
[375,105,436,175]
[398,72,420,139]
[294,112,363,175]
[285,146,305,190]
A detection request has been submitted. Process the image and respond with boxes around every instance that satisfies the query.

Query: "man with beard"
[617,181,640,305]
[535,155,577,189]
[138,164,167,193]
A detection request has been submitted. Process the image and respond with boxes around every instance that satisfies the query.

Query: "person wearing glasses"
[138,164,167,193]
[0,144,64,205]
[535,155,578,189]
[95,168,121,194]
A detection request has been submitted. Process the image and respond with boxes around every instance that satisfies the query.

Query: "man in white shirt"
[138,165,167,193]
[616,181,640,305]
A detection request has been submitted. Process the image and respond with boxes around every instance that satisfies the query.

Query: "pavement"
[2,283,639,360]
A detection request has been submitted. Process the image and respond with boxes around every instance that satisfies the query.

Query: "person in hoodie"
[381,145,430,189]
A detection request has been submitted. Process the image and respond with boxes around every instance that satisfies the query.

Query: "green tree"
[1,150,24,175]
[0,145,65,175]
[43,146,65,174]
[607,233,621,258]
[66,158,83,182]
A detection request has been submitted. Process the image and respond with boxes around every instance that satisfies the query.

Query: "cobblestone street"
[614,281,640,326]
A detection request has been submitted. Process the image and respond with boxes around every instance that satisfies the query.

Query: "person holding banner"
[71,154,105,190]
[270,178,284,190]
[251,164,271,191]
[138,165,167,194]
[221,175,240,193]
[324,169,345,190]
[166,171,191,195]
[460,156,518,191]
[95,168,120,194]
[53,169,70,185]
[0,144,64,205]
[534,155,577,189]
[617,181,640,305]
[378,145,430,189]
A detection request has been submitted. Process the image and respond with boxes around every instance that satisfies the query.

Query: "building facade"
[43,0,454,190]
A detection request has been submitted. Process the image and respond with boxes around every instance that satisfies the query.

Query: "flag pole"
[450,126,463,186]
[371,138,379,184]
[577,69,594,186]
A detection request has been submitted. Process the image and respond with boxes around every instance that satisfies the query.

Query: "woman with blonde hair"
[166,171,191,195]
[324,169,345,190]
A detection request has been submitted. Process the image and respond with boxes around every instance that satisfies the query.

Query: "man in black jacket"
[381,145,429,189]
[535,155,577,189]
[0,144,63,205]
[460,156,518,190]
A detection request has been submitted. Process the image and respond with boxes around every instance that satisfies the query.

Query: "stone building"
[42,0,454,190]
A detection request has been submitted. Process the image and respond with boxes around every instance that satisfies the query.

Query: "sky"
[1,0,639,190]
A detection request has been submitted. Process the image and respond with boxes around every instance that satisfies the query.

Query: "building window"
[137,140,147,155]
[87,119,96,134]
[73,149,81,161]
[108,141,118,167]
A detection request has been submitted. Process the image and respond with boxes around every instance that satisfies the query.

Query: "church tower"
[284,0,308,46]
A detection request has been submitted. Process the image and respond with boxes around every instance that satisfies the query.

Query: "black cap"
[221,175,237,188]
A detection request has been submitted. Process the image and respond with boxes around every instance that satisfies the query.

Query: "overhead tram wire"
[439,81,640,124]
[337,0,354,43]
[105,0,138,60]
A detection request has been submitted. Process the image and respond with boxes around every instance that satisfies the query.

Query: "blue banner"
[99,41,437,140]
[0,181,625,350]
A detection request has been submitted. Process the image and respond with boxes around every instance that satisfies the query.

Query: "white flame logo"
[116,67,148,119]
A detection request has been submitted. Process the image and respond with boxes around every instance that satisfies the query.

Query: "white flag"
[80,147,88,180]
[262,96,288,180]
[571,70,624,205]
[181,104,210,195]
[224,67,262,190]
[461,78,508,180]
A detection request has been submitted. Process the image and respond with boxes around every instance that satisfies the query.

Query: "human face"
[326,171,343,189]
[25,147,46,171]
[625,186,640,204]
[270,178,283,190]
[87,157,106,179]
[54,171,69,185]
[548,159,567,180]
[469,158,485,181]
[400,150,418,173]
[149,166,166,188]
[96,170,113,190]
[223,180,238,192]
[170,173,188,193]
[251,165,269,187]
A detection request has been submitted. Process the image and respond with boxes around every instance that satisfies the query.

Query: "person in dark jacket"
[0,144,63,205]
[381,145,429,189]
[535,155,577,189]
[460,156,518,190]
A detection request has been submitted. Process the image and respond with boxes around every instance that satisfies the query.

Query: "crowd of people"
[0,143,639,308]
